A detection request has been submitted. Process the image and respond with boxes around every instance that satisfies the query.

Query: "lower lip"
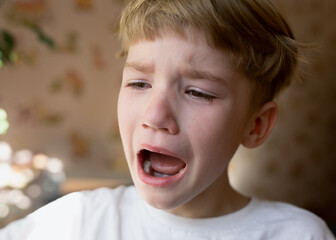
[137,153,187,188]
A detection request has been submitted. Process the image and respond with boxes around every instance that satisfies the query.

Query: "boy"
[1,0,335,239]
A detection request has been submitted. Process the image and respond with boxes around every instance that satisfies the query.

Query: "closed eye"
[185,89,216,102]
[126,81,151,89]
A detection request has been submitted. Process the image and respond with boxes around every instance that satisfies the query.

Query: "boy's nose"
[142,93,179,135]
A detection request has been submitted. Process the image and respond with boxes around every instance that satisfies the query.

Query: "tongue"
[149,152,186,175]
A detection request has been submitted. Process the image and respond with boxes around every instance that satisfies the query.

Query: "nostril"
[142,120,179,134]
[142,120,164,130]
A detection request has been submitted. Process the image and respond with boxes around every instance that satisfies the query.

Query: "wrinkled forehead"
[126,29,237,72]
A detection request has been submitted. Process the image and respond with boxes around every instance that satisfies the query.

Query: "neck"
[167,172,250,218]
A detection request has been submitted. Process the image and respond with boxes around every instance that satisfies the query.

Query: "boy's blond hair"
[119,0,304,106]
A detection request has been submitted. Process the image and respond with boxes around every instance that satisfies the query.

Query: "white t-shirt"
[0,185,334,240]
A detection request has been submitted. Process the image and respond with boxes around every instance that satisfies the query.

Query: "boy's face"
[118,32,256,214]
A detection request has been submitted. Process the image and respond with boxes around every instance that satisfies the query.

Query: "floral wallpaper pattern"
[0,0,127,181]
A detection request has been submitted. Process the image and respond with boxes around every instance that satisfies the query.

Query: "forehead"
[126,32,236,74]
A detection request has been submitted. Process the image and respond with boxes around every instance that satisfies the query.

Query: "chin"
[135,181,188,210]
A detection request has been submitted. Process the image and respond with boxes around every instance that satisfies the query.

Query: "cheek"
[117,93,134,144]
[117,92,144,153]
[189,110,240,161]
[117,98,136,167]
[117,97,126,134]
[118,91,136,124]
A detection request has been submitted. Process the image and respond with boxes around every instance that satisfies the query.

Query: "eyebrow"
[124,61,229,85]
[124,61,154,74]
[183,68,228,86]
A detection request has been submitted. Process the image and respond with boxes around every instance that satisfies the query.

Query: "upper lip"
[138,143,186,164]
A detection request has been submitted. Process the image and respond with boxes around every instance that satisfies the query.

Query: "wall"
[230,0,336,227]
[0,0,128,180]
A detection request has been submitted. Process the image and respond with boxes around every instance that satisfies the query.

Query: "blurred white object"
[0,142,12,162]
[12,150,33,165]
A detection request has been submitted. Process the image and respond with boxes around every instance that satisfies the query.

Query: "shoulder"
[252,198,335,239]
[38,185,139,223]
[256,199,324,225]
[32,185,134,217]
[0,185,138,240]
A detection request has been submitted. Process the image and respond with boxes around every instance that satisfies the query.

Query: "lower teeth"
[154,172,170,177]
[144,160,151,174]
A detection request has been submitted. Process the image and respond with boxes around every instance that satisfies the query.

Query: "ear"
[242,101,278,148]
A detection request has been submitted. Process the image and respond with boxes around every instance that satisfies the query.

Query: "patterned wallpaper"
[0,0,335,228]
[0,0,128,180]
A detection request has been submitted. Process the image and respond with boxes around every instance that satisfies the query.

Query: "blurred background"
[0,0,335,234]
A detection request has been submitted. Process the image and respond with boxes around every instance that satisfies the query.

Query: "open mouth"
[139,149,186,178]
